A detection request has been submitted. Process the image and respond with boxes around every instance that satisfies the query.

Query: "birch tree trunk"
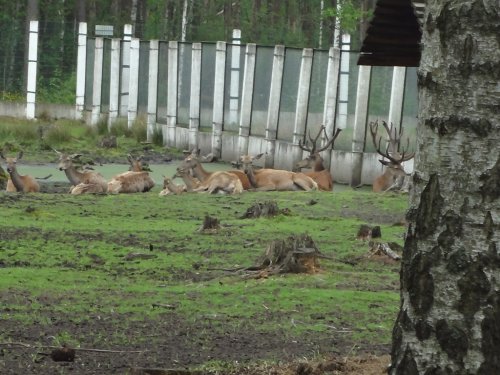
[390,1,500,374]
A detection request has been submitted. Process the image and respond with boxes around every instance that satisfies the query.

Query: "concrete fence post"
[337,34,351,129]
[147,40,159,141]
[120,24,132,117]
[322,46,341,170]
[292,48,314,165]
[212,41,226,158]
[237,43,256,156]
[127,38,140,128]
[189,42,202,150]
[351,65,372,187]
[264,45,285,168]
[228,29,241,127]
[75,22,87,120]
[108,39,121,129]
[388,66,407,130]
[26,20,39,120]
[163,41,178,147]
[90,37,104,126]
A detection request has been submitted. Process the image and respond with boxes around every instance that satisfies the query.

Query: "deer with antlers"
[239,153,318,191]
[369,120,415,193]
[180,149,251,190]
[55,150,108,194]
[294,125,341,191]
[0,151,40,192]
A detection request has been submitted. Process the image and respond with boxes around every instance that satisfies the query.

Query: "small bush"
[152,126,163,146]
[130,117,147,143]
[45,125,73,144]
[109,120,132,138]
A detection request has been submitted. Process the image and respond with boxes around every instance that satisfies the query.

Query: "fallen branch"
[0,342,145,354]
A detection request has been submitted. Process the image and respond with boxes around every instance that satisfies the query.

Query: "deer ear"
[255,153,264,160]
[0,151,5,160]
[17,151,24,160]
[379,159,390,166]
[127,154,133,162]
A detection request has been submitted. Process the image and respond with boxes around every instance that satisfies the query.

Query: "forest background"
[0,0,375,104]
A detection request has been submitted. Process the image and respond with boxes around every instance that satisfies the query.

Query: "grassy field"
[0,117,408,374]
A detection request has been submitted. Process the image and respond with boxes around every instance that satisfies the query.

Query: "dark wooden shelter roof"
[358,0,424,67]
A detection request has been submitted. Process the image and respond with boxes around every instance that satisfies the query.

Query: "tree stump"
[258,234,322,274]
[240,200,287,219]
[198,215,221,233]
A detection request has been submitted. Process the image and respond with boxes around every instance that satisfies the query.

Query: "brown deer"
[159,176,186,196]
[127,154,147,172]
[55,150,108,194]
[107,171,155,194]
[294,125,341,191]
[180,150,252,190]
[0,151,40,192]
[369,120,415,193]
[173,166,201,192]
[239,154,318,191]
[192,171,244,194]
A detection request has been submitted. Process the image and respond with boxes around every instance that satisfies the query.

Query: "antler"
[299,125,342,154]
[369,121,415,164]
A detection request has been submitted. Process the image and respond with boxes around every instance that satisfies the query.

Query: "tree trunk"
[390,1,500,374]
[75,0,86,22]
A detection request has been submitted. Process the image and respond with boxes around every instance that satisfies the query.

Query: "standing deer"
[294,125,341,191]
[180,149,251,190]
[55,150,108,194]
[369,120,415,193]
[0,151,40,192]
[239,154,318,191]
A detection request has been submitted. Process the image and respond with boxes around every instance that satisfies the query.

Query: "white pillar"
[264,45,285,168]
[91,37,104,126]
[26,20,39,120]
[322,46,341,169]
[75,22,87,120]
[108,39,121,129]
[189,43,202,150]
[164,41,178,147]
[212,41,226,158]
[228,29,241,127]
[388,66,407,128]
[127,38,140,129]
[119,24,132,117]
[292,48,314,163]
[147,40,159,141]
[337,34,351,129]
[238,43,256,156]
[351,65,372,187]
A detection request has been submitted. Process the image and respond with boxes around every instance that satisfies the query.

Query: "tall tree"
[390,0,500,374]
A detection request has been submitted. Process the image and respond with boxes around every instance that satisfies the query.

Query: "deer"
[192,171,244,194]
[238,153,318,191]
[180,149,252,190]
[293,125,342,191]
[159,176,186,196]
[173,166,201,192]
[127,154,148,172]
[55,150,108,194]
[369,120,415,193]
[107,171,155,194]
[0,151,40,192]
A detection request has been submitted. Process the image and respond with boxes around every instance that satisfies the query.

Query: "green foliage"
[323,0,372,34]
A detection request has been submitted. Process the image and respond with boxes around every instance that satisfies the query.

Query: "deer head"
[369,120,415,192]
[295,125,341,172]
[0,151,23,174]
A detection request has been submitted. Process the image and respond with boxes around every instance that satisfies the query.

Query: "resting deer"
[0,151,40,192]
[239,154,318,191]
[55,150,108,194]
[107,171,155,194]
[180,149,251,190]
[173,167,201,192]
[369,120,415,193]
[294,125,341,191]
[192,171,243,194]
[159,176,186,196]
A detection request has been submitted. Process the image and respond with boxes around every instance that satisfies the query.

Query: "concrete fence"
[14,22,417,187]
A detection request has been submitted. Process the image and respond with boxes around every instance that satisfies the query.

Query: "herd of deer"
[0,121,414,195]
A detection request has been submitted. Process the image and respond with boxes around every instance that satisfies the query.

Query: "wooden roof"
[358,0,424,67]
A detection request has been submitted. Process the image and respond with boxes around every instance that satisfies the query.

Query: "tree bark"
[389,1,500,374]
